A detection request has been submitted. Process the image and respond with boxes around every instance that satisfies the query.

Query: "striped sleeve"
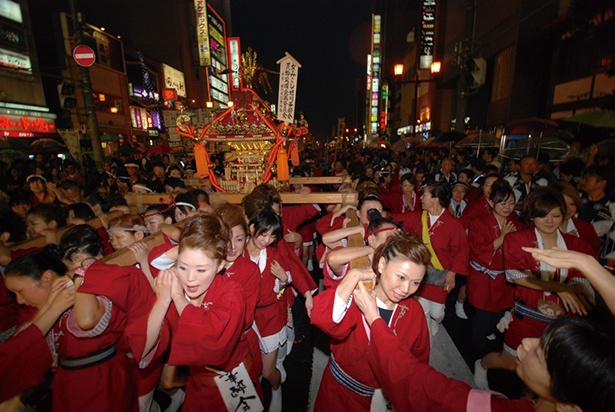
[66,296,113,338]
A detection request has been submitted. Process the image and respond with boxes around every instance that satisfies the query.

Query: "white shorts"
[252,322,287,354]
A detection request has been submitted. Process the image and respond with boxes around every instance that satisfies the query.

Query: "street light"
[394,61,441,136]
[430,61,441,74]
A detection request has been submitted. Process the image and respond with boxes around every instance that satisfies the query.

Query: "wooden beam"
[183,178,211,188]
[124,193,177,208]
[181,176,349,189]
[347,214,369,270]
[288,176,349,185]
[10,211,123,252]
[208,192,358,206]
[124,191,358,207]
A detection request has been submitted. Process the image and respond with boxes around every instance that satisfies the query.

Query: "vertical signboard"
[206,5,229,104]
[276,53,301,124]
[420,0,436,69]
[370,14,381,136]
[194,0,211,66]
[227,37,242,91]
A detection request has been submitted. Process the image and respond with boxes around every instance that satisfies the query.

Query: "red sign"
[162,89,176,100]
[73,45,96,67]
[0,114,56,137]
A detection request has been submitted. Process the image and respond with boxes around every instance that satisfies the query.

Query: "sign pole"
[69,0,104,171]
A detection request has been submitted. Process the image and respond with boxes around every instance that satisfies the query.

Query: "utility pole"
[69,0,104,171]
[455,0,475,133]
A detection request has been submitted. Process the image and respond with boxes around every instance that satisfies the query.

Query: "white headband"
[107,224,149,234]
[175,202,197,210]
[131,184,153,193]
[27,174,47,184]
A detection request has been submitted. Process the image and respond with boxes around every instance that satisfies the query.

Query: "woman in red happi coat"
[474,188,595,390]
[466,184,521,354]
[310,233,430,411]
[215,202,263,398]
[4,248,139,411]
[126,214,261,412]
[392,181,469,336]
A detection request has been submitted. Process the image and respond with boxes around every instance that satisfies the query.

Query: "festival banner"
[276,52,301,124]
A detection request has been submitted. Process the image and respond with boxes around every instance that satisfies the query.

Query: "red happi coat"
[315,211,349,268]
[368,319,536,412]
[570,218,601,257]
[0,275,20,334]
[252,246,289,338]
[0,324,53,402]
[316,211,345,237]
[77,262,158,397]
[126,275,254,412]
[223,252,263,380]
[49,300,137,411]
[460,195,490,230]
[503,229,594,349]
[467,211,520,312]
[282,204,320,233]
[395,209,470,304]
[322,244,349,290]
[275,239,317,309]
[311,287,430,411]
[381,190,420,214]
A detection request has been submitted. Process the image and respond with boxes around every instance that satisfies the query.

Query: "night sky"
[230,0,372,138]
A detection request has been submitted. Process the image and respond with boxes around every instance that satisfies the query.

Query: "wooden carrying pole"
[346,213,369,270]
[10,211,123,252]
[125,192,358,209]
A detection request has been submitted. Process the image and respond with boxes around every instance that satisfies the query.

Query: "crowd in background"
[0,141,614,412]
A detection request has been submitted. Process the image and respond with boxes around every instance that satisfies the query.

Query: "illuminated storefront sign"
[130,106,151,130]
[420,0,436,69]
[162,64,186,98]
[0,0,22,23]
[0,108,56,138]
[206,5,229,104]
[130,84,159,101]
[227,37,241,90]
[0,47,31,72]
[194,0,211,66]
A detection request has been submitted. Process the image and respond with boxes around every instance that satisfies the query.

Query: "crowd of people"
[0,142,614,412]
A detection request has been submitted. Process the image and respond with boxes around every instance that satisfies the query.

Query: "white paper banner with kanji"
[213,362,263,411]
[276,52,301,124]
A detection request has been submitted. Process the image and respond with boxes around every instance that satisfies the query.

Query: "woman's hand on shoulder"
[154,269,176,305]
[353,281,379,326]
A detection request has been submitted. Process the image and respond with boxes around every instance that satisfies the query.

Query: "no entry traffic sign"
[73,45,96,67]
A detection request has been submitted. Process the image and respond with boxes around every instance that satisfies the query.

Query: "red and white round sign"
[73,45,96,67]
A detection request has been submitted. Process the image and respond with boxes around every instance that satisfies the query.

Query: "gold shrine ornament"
[176,114,192,133]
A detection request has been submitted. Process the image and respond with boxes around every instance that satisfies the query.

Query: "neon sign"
[0,114,56,137]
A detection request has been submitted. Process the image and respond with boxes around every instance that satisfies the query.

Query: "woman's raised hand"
[353,281,379,326]
[154,269,176,305]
